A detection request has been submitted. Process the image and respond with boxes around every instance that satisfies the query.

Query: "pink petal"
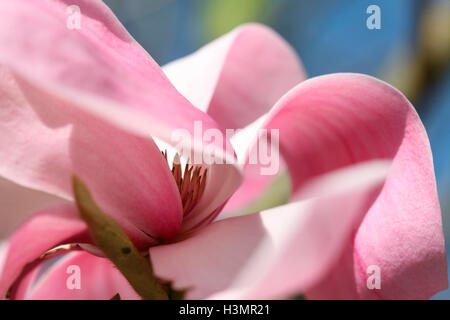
[253,73,446,299]
[164,23,306,130]
[150,161,389,299]
[0,177,67,238]
[12,251,140,300]
[0,0,221,144]
[0,204,89,299]
[0,66,182,240]
[0,1,242,238]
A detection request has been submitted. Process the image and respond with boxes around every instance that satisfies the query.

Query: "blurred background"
[103,0,450,299]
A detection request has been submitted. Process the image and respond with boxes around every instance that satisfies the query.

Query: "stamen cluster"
[162,151,207,216]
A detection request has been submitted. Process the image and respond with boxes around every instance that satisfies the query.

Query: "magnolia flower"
[0,0,447,300]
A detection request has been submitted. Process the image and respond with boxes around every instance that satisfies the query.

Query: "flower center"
[161,150,207,217]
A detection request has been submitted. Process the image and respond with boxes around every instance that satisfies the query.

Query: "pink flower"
[0,0,446,300]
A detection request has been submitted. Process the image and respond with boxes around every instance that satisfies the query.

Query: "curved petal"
[0,204,89,299]
[11,251,140,300]
[0,66,182,240]
[0,177,67,238]
[249,73,446,299]
[0,0,223,145]
[164,23,306,130]
[0,0,242,238]
[150,161,389,299]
